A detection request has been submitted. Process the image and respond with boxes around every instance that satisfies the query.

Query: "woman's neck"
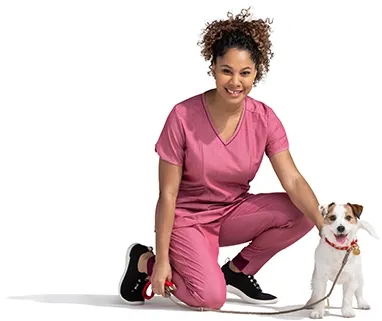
[207,89,243,117]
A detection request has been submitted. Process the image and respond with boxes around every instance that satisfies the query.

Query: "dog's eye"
[345,215,353,221]
[329,215,336,221]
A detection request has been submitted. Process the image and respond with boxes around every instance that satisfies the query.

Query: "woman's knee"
[188,275,226,309]
[197,279,226,309]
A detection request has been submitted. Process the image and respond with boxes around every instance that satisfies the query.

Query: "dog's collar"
[325,237,358,251]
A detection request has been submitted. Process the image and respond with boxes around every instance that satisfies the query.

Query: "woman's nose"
[229,74,240,86]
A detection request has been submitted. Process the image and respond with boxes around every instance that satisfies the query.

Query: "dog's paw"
[309,310,324,319]
[341,307,355,318]
[357,301,371,310]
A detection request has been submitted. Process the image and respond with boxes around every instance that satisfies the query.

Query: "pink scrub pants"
[147,192,314,309]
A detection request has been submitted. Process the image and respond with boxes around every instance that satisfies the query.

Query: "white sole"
[227,285,278,304]
[118,242,144,305]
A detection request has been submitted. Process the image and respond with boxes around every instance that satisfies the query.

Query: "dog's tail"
[359,219,379,239]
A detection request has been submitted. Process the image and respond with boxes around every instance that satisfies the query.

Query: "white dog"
[307,202,378,319]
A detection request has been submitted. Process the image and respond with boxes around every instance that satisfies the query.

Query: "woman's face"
[211,48,257,105]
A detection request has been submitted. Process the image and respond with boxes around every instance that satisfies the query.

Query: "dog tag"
[352,247,360,255]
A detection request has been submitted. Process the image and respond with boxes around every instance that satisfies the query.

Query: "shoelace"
[247,275,262,291]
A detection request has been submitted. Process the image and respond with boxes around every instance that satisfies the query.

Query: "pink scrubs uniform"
[151,92,314,308]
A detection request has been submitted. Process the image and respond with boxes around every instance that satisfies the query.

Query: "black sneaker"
[118,243,153,305]
[222,261,278,304]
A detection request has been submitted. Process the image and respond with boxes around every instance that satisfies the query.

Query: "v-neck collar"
[202,91,246,146]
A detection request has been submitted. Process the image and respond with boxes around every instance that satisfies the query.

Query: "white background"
[1,0,381,320]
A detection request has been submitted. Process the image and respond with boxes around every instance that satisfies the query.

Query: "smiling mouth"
[334,233,348,244]
[225,88,243,95]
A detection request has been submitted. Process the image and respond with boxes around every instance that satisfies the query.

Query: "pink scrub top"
[155,92,289,228]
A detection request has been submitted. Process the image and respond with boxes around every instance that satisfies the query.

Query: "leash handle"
[142,280,176,300]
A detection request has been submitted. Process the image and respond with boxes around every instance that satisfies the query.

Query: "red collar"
[325,237,358,250]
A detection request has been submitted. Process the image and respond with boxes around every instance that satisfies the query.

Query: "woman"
[119,8,323,310]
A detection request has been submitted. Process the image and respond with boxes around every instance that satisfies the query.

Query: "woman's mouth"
[225,88,243,97]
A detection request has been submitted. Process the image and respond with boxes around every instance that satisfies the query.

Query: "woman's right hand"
[150,259,172,297]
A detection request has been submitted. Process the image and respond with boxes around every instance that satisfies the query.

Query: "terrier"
[307,203,378,318]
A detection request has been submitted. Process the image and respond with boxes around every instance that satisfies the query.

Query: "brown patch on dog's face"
[344,203,363,222]
[346,203,363,219]
[323,202,337,225]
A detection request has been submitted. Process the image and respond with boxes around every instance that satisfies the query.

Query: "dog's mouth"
[334,234,348,244]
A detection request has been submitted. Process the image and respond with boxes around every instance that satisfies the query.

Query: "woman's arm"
[269,150,323,231]
[154,158,183,263]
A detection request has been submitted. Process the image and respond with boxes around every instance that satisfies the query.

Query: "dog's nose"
[337,225,345,233]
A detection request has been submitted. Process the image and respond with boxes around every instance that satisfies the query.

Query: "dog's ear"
[318,204,327,216]
[319,202,335,216]
[347,203,363,219]
[358,219,379,239]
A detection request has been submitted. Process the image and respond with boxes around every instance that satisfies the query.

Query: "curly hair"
[197,7,274,86]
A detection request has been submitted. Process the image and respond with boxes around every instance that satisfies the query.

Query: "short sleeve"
[154,106,185,166]
[265,107,289,157]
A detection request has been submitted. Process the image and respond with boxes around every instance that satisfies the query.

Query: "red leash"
[142,279,177,300]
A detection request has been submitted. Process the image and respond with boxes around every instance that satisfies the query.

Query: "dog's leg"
[309,275,328,319]
[354,274,370,310]
[306,266,318,309]
[342,281,356,318]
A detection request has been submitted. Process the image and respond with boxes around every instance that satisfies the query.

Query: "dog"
[307,202,378,318]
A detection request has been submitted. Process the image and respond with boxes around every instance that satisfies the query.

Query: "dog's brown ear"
[319,202,335,216]
[347,203,363,219]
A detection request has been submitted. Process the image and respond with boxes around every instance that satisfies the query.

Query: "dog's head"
[319,202,378,245]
